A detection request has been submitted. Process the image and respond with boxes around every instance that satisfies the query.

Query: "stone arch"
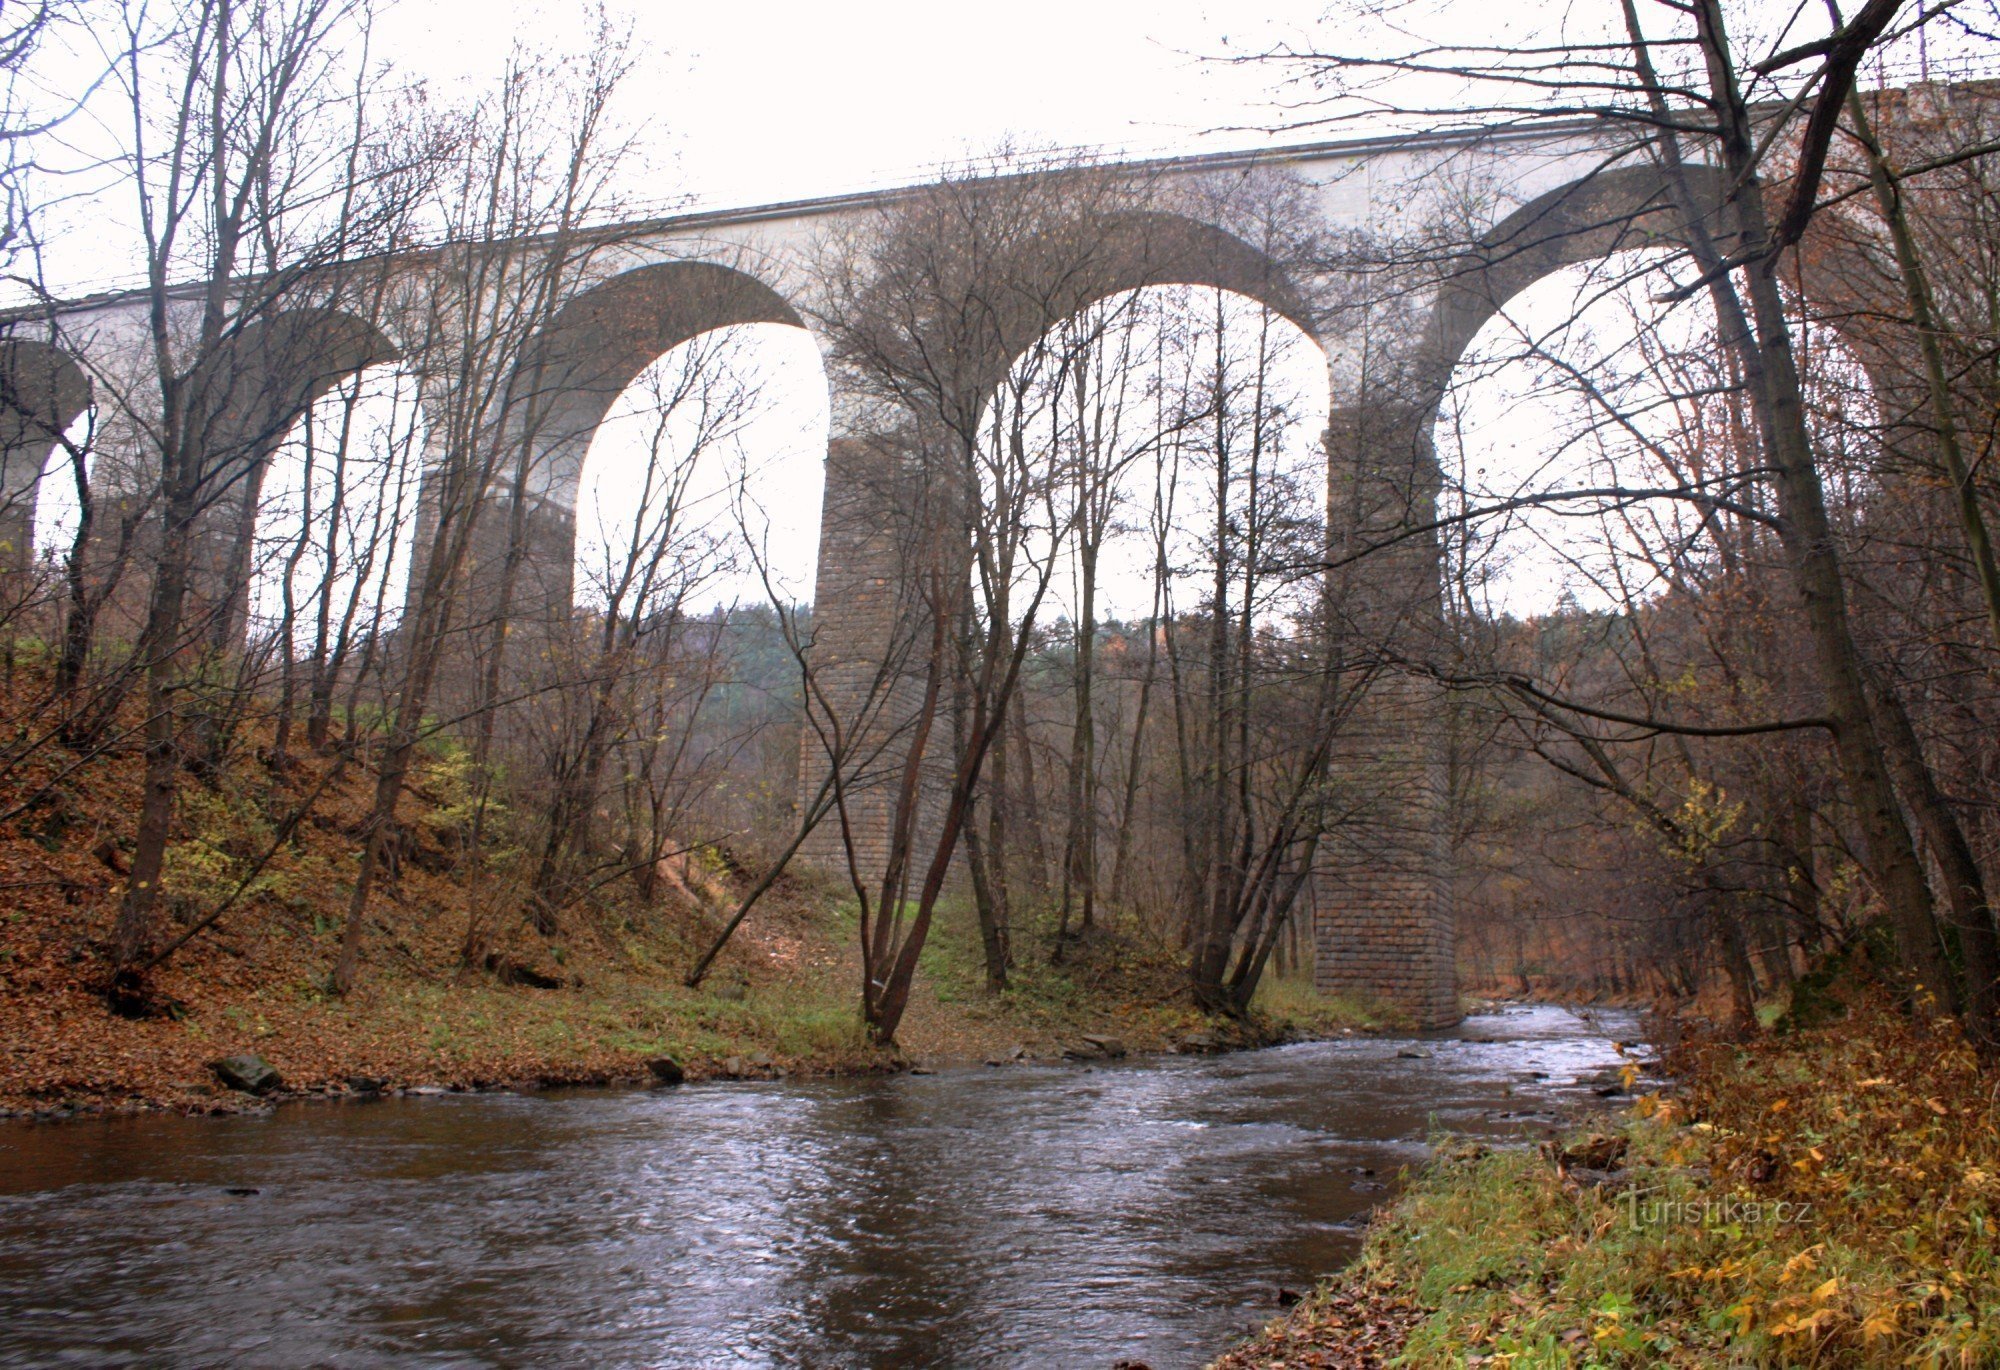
[1431,159,1906,406]
[192,307,402,648]
[0,337,93,573]
[796,205,1327,881]
[1427,162,1735,388]
[485,260,815,625]
[511,261,808,507]
[1330,162,1744,613]
[957,208,1316,405]
[196,307,401,463]
[1419,158,1891,535]
[1068,209,1314,338]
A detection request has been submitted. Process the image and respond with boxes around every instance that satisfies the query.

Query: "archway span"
[1429,162,1736,388]
[575,321,830,616]
[249,359,428,658]
[196,308,400,466]
[1074,210,1315,342]
[0,337,93,572]
[0,337,92,454]
[977,279,1333,626]
[509,260,808,511]
[1431,190,1876,619]
[192,308,401,648]
[953,209,1314,404]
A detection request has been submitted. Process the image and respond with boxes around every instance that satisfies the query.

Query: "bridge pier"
[1308,672,1458,1029]
[795,433,945,881]
[1304,394,1460,1028]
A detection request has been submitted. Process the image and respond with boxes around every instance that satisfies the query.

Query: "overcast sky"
[367,0,1323,214]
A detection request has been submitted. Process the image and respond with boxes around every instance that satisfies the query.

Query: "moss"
[1251,973,1398,1035]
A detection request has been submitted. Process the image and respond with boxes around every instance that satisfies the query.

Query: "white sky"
[366,0,1321,216]
[28,0,1329,297]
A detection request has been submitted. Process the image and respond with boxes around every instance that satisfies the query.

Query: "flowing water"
[0,1003,1639,1368]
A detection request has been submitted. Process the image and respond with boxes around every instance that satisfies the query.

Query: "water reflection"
[0,1004,1638,1368]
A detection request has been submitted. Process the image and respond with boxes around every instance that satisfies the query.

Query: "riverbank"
[0,762,1385,1120]
[0,684,1395,1120]
[1,894,1381,1120]
[1215,988,1999,1367]
[0,1001,1627,1365]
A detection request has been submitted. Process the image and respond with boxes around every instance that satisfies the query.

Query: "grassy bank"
[0,711,1378,1117]
[1217,988,1999,1367]
[1,870,1376,1120]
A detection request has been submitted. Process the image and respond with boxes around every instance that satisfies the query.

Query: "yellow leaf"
[1926,1097,1949,1116]
[1780,1247,1822,1283]
[1812,1277,1840,1302]
[1856,1077,1890,1088]
[1859,1307,1899,1341]
[1770,1098,1791,1113]
[1770,1310,1840,1338]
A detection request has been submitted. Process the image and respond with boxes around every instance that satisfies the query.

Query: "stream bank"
[1215,991,1998,1368]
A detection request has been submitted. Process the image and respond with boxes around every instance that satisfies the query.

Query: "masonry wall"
[1309,672,1459,1029]
[1306,396,1460,1029]
[794,435,934,880]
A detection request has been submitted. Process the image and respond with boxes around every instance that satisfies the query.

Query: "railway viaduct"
[5,91,1962,1027]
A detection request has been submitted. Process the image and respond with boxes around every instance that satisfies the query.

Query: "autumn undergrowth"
[912,896,1202,1041]
[1232,982,1999,1367]
[0,647,1385,1115]
[905,897,1384,1049]
[1251,972,1403,1035]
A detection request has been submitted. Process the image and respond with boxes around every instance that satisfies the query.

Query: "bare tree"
[86,0,428,990]
[332,32,646,993]
[1245,0,1995,1026]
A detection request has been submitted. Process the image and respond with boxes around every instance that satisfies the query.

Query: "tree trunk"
[1679,1,1955,1008]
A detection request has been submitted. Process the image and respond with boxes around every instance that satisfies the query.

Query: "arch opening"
[574,321,829,620]
[523,308,829,880]
[965,281,1333,942]
[247,359,427,655]
[979,282,1332,630]
[1436,244,1873,620]
[0,336,94,576]
[28,408,98,569]
[511,261,807,516]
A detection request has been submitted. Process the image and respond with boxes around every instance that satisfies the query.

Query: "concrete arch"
[1419,158,1896,463]
[960,208,1316,404]
[194,307,401,474]
[1067,209,1314,340]
[0,337,93,571]
[462,260,823,641]
[191,307,402,648]
[1306,171,1747,1037]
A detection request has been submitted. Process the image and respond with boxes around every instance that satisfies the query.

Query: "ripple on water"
[0,1004,1637,1369]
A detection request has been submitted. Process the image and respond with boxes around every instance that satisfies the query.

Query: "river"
[0,1003,1638,1368]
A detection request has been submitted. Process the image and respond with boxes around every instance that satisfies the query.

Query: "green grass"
[1250,972,1401,1034]
[1254,991,2000,1367]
